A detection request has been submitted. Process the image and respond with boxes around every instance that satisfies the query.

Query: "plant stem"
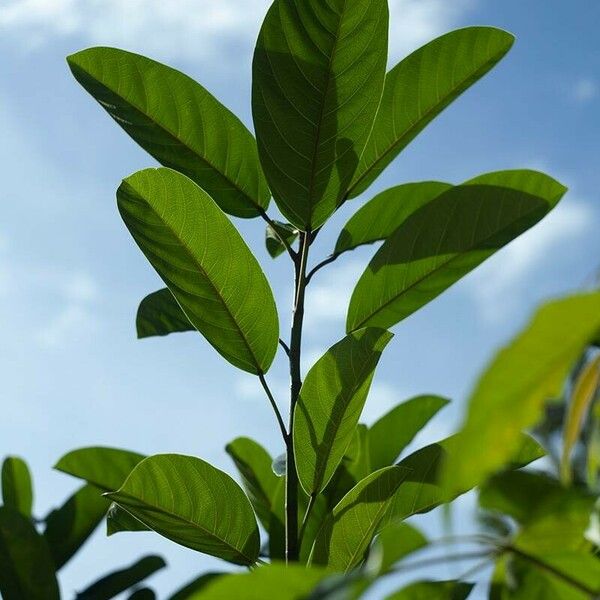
[258,372,288,443]
[286,231,310,562]
[306,252,341,283]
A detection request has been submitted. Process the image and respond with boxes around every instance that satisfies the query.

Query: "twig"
[279,338,291,357]
[258,372,288,442]
[306,253,341,284]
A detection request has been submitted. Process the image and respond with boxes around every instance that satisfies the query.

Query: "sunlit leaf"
[368,395,449,471]
[68,47,270,218]
[1,456,33,518]
[252,0,389,229]
[55,446,145,491]
[347,27,514,198]
[561,354,600,484]
[75,555,166,600]
[444,292,600,496]
[118,167,279,374]
[136,288,193,339]
[107,454,260,565]
[294,328,393,496]
[0,507,59,600]
[368,522,427,575]
[385,580,474,600]
[347,170,567,332]
[44,484,109,569]
[167,573,224,600]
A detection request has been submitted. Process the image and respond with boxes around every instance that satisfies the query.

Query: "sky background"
[0,0,599,598]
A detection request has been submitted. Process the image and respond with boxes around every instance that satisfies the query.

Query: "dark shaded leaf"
[136,288,193,339]
[266,221,298,258]
[106,503,150,536]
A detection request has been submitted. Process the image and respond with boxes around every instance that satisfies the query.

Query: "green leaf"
[106,503,150,536]
[225,437,280,531]
[118,167,279,374]
[167,573,224,600]
[107,454,260,565]
[444,292,600,496]
[294,328,393,496]
[311,434,543,571]
[68,47,269,218]
[385,580,474,600]
[561,354,600,484]
[368,522,427,575]
[265,221,298,259]
[0,507,59,600]
[55,446,145,491]
[335,182,452,255]
[43,483,109,569]
[368,395,450,471]
[1,456,33,517]
[347,27,514,198]
[75,555,166,600]
[136,288,193,339]
[252,0,389,230]
[183,564,329,599]
[347,170,567,332]
[310,466,409,570]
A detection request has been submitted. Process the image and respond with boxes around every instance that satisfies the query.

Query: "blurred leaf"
[0,507,59,600]
[136,288,193,339]
[252,0,388,229]
[127,589,156,600]
[335,182,452,255]
[167,573,224,600]
[347,170,566,332]
[347,27,514,198]
[44,483,109,569]
[185,564,329,599]
[368,395,450,470]
[561,354,600,484]
[75,555,166,600]
[294,329,393,496]
[225,437,280,530]
[118,167,279,374]
[385,580,474,600]
[266,221,298,259]
[587,401,600,490]
[444,292,600,496]
[55,446,145,491]
[310,466,410,570]
[68,47,269,218]
[107,454,260,565]
[106,503,150,536]
[1,456,33,517]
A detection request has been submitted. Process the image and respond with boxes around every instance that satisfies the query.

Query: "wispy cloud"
[572,78,598,104]
[0,0,475,66]
[466,200,594,323]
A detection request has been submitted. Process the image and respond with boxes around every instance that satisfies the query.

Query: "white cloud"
[572,78,598,104]
[0,0,475,65]
[466,200,594,323]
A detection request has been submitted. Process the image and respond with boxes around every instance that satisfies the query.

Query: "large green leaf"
[186,564,329,599]
[136,288,193,339]
[55,446,145,491]
[118,168,279,374]
[310,466,409,570]
[107,454,260,565]
[347,170,567,332]
[385,580,474,600]
[44,483,109,569]
[294,328,393,496]
[368,395,450,471]
[444,292,600,496]
[225,437,280,530]
[335,182,452,255]
[252,0,389,229]
[75,555,166,600]
[347,27,514,198]
[0,507,59,600]
[1,456,33,517]
[311,434,543,571]
[68,47,269,218]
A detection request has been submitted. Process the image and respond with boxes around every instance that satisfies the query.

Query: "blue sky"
[0,0,599,597]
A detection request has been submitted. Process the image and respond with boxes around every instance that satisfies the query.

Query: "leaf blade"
[136,288,194,339]
[1,456,33,517]
[117,167,279,374]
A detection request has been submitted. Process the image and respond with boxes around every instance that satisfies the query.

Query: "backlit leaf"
[1,456,33,518]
